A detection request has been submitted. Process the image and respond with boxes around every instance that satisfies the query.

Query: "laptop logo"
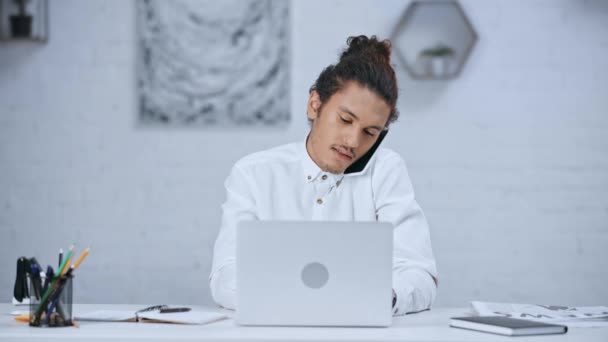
[301,262,329,289]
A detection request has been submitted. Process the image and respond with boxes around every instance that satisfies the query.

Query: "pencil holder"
[28,275,73,327]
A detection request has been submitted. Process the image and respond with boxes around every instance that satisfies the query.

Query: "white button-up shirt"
[210,140,438,315]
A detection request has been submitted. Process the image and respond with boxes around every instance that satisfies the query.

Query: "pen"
[42,266,54,294]
[42,269,52,323]
[29,258,46,292]
[58,249,63,269]
[29,257,41,270]
[160,307,191,313]
[29,264,42,300]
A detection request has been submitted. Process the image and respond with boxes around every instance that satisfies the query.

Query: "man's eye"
[340,117,352,124]
[365,131,376,137]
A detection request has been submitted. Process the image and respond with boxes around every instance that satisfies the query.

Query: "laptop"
[236,220,394,327]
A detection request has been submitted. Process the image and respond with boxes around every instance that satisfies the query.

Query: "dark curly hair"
[309,35,399,127]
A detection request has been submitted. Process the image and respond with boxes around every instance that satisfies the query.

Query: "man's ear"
[307,91,322,121]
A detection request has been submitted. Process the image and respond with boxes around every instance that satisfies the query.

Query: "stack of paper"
[471,301,608,328]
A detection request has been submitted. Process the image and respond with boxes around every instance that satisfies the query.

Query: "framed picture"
[137,0,290,128]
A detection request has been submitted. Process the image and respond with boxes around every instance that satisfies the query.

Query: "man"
[210,35,437,315]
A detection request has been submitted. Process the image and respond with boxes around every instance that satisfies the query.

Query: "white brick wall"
[0,0,606,307]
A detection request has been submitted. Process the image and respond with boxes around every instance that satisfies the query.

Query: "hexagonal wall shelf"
[391,0,477,80]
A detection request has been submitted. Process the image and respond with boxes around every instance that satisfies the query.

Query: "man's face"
[306,81,391,174]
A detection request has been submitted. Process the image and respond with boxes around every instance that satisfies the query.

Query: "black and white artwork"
[137,0,290,127]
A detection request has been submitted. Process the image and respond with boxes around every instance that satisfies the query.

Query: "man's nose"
[344,127,360,150]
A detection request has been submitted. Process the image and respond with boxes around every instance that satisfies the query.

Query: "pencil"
[71,248,90,271]
[14,314,29,323]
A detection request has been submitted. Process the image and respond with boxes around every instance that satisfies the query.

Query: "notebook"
[450,316,568,336]
[76,306,227,325]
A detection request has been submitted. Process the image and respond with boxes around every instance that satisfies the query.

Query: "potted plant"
[10,0,32,38]
[419,44,455,78]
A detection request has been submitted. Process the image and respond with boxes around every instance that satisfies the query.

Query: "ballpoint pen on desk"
[134,305,192,320]
[160,307,191,313]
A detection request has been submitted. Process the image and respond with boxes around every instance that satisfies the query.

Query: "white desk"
[1,304,607,342]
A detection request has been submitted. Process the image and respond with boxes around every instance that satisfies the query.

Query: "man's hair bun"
[340,35,392,65]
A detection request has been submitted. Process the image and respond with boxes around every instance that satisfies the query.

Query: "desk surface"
[1,304,607,342]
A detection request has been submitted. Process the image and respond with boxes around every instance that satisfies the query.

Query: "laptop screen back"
[236,220,393,327]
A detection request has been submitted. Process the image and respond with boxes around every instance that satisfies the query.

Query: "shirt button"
[307,175,311,180]
[316,198,323,205]
[321,175,327,181]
